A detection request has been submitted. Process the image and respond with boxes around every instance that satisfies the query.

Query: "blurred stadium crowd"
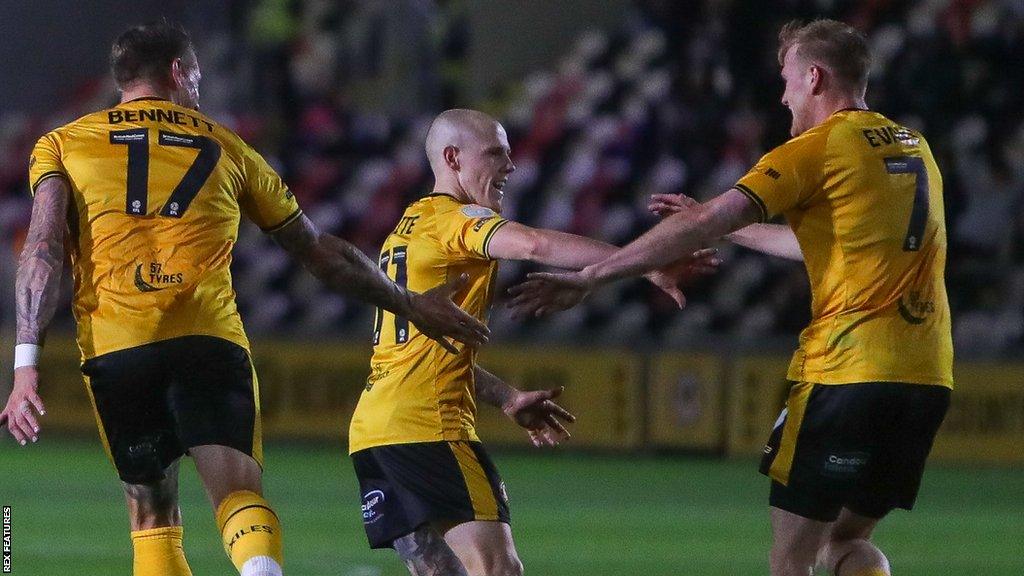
[1,0,1023,353]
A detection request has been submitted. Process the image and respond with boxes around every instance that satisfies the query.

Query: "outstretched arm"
[489,220,719,309]
[726,224,803,261]
[474,366,576,447]
[583,188,760,286]
[508,189,759,318]
[486,221,618,270]
[650,193,802,261]
[272,214,415,315]
[2,176,69,444]
[271,214,489,352]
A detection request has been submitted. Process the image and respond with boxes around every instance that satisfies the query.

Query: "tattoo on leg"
[123,461,182,529]
[393,526,469,576]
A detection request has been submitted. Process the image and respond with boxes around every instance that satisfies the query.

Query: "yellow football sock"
[130,526,193,576]
[850,568,889,576]
[215,490,283,573]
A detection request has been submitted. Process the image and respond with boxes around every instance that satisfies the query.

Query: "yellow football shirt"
[29,98,302,359]
[348,194,509,453]
[735,109,953,388]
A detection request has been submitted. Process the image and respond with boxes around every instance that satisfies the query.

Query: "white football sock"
[241,555,283,576]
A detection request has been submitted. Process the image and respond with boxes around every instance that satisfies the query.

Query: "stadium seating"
[1,0,1022,351]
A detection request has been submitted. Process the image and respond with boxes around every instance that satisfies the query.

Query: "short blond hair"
[778,19,871,92]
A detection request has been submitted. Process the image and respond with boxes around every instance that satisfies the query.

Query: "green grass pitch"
[1,439,1021,575]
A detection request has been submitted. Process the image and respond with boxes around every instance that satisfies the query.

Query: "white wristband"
[14,344,41,369]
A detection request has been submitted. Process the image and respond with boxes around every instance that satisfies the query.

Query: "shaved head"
[425,109,502,173]
[425,109,515,212]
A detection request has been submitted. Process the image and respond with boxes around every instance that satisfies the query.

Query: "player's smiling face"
[780,46,814,137]
[459,122,515,213]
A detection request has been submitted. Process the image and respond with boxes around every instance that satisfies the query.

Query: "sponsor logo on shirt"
[365,364,390,391]
[897,290,935,325]
[134,262,184,292]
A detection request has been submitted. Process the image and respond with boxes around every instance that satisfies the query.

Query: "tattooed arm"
[474,366,576,446]
[1,176,70,444]
[473,366,518,411]
[270,214,489,353]
[16,177,69,345]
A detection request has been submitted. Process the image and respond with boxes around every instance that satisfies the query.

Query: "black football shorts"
[761,381,950,522]
[351,440,511,549]
[81,335,262,484]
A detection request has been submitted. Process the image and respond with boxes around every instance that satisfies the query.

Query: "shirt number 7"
[884,155,929,251]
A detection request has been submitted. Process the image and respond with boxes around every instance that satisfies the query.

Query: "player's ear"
[808,64,825,95]
[443,145,460,171]
[170,58,185,89]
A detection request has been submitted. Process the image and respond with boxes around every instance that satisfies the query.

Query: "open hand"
[408,273,490,353]
[644,248,721,308]
[507,270,591,320]
[648,193,700,218]
[503,386,576,447]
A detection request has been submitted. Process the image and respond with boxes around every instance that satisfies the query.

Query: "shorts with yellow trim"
[351,440,510,549]
[82,335,262,484]
[760,381,949,522]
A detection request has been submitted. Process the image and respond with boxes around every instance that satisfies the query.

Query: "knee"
[491,555,524,576]
[770,541,814,576]
[815,540,849,574]
[465,552,523,576]
[500,555,524,576]
[817,537,889,576]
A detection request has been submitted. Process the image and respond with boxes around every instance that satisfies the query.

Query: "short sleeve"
[438,204,509,260]
[237,143,303,232]
[734,130,826,222]
[29,132,67,196]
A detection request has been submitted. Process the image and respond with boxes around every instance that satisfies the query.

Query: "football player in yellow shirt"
[349,108,717,576]
[512,19,952,576]
[0,22,488,576]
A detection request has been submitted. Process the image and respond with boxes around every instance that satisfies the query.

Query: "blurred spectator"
[3,0,1024,352]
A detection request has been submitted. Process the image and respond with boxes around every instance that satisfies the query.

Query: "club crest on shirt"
[461,205,496,219]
